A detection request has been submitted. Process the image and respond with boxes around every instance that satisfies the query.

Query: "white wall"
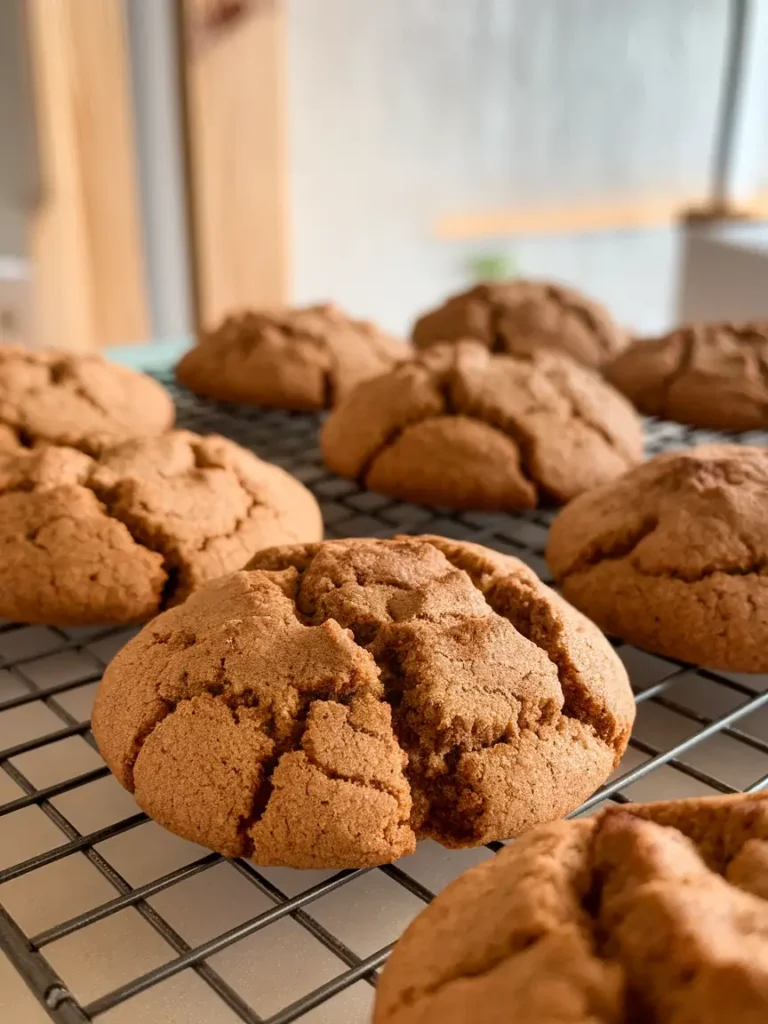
[288,0,729,336]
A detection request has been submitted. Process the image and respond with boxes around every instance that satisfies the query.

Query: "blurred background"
[2,0,768,350]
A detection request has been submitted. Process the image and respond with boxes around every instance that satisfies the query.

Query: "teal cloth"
[105,337,191,372]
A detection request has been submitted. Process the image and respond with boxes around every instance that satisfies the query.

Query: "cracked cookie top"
[92,536,634,869]
[0,430,322,626]
[547,444,768,671]
[0,344,175,453]
[606,323,768,431]
[321,342,643,509]
[411,280,627,368]
[375,792,768,1024]
[175,303,409,410]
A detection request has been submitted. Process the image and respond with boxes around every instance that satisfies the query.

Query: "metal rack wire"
[2,372,768,1023]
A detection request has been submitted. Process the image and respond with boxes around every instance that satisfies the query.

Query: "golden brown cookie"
[175,303,409,409]
[375,792,768,1024]
[606,323,768,431]
[412,279,627,368]
[547,444,768,671]
[0,345,174,453]
[0,430,322,626]
[321,342,643,509]
[92,535,634,869]
[0,423,19,451]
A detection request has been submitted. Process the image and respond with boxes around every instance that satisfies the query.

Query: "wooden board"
[27,0,148,349]
[181,0,288,330]
[434,193,768,241]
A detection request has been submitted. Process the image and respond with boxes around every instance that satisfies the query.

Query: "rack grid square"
[1,372,767,1023]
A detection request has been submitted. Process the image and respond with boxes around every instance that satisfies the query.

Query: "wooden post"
[179,0,289,330]
[27,0,149,349]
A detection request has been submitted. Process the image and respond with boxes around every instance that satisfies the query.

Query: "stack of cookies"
[5,278,768,1022]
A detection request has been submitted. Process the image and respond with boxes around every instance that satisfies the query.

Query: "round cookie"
[412,279,626,368]
[92,535,635,869]
[321,342,643,509]
[176,302,409,409]
[547,444,768,671]
[606,322,768,431]
[375,792,768,1024]
[0,430,322,626]
[0,344,174,454]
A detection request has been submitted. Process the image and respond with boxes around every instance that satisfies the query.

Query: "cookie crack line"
[469,404,540,494]
[321,365,336,409]
[116,687,278,859]
[280,543,612,845]
[482,287,612,361]
[54,369,114,420]
[421,539,620,751]
[86,489,178,605]
[88,465,269,605]
[301,741,410,808]
[293,536,622,755]
[553,517,660,579]
[749,340,768,396]
[307,540,625,845]
[197,467,269,554]
[555,519,768,585]
[226,318,328,355]
[550,285,614,360]
[233,675,412,858]
[619,560,768,585]
[352,406,541,493]
[344,356,633,499]
[1,436,280,613]
[556,384,629,460]
[473,361,634,486]
[10,362,138,444]
[489,299,510,354]
[121,576,410,851]
[658,329,696,416]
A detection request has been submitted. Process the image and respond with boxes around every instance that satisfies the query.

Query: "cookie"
[412,279,627,368]
[176,303,409,409]
[606,323,768,431]
[92,535,634,869]
[0,430,322,626]
[0,424,18,451]
[0,344,174,453]
[547,444,768,671]
[321,342,643,509]
[375,792,768,1024]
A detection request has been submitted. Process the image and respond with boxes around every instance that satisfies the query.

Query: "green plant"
[467,253,517,282]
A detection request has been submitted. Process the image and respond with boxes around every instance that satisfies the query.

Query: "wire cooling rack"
[3,372,768,1024]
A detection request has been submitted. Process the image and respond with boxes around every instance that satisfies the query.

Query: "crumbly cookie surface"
[0,345,174,453]
[176,303,408,409]
[412,280,626,368]
[547,444,768,671]
[92,536,634,869]
[606,323,768,431]
[321,342,643,509]
[375,792,768,1024]
[0,430,322,626]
